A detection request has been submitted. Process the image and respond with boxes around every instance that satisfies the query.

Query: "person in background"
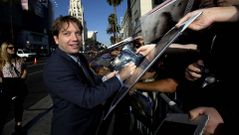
[176,5,239,134]
[0,42,28,135]
[43,15,136,135]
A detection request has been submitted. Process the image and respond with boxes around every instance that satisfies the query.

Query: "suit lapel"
[55,48,95,86]
[77,54,96,85]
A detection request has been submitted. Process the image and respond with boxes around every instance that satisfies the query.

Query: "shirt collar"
[68,54,78,63]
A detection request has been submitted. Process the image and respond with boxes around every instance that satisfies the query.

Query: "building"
[87,31,98,41]
[0,0,23,44]
[120,0,153,39]
[121,0,189,43]
[0,0,53,56]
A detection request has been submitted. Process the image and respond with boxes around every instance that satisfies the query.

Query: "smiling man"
[43,15,136,135]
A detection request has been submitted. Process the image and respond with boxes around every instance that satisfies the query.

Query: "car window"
[17,51,23,54]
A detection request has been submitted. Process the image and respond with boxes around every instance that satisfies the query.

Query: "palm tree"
[106,0,123,43]
[106,13,120,44]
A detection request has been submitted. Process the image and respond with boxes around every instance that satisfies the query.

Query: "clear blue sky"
[52,0,127,46]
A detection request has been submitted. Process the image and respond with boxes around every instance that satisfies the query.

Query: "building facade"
[120,0,153,39]
[0,0,53,56]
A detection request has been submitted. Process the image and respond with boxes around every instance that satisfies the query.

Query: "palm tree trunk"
[113,5,117,43]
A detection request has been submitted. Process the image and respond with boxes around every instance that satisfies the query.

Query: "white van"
[16,49,37,58]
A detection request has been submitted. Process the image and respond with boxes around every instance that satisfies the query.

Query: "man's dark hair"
[51,15,83,36]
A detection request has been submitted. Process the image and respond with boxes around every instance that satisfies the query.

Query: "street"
[25,58,48,109]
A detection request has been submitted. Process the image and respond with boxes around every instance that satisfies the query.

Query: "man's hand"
[118,62,136,81]
[185,60,204,81]
[176,6,239,31]
[176,9,213,31]
[102,71,118,81]
[136,44,156,56]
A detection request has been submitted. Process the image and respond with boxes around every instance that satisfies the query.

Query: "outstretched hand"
[176,6,239,31]
[136,44,156,56]
[176,9,213,31]
[189,107,224,135]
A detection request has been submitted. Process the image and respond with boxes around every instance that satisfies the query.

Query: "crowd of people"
[176,5,239,134]
[44,1,238,134]
[44,3,238,134]
[134,3,239,135]
[1,0,238,135]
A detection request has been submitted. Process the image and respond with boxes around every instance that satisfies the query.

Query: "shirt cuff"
[102,73,123,87]
[102,76,107,82]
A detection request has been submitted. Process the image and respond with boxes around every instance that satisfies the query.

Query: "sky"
[52,0,127,46]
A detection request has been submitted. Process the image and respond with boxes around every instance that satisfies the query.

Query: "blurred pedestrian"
[0,41,28,135]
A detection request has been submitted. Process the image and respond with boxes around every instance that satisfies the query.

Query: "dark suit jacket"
[43,48,122,135]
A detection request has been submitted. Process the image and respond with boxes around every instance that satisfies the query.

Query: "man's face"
[54,22,82,54]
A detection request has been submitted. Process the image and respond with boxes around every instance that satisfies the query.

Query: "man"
[43,16,135,135]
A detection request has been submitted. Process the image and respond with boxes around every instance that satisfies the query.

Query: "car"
[16,49,37,58]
